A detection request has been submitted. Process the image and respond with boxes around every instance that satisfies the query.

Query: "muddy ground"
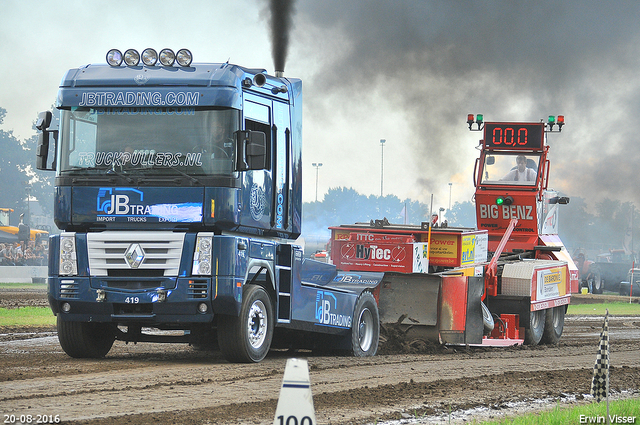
[1,288,639,424]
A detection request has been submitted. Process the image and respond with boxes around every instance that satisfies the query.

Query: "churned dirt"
[1,288,639,424]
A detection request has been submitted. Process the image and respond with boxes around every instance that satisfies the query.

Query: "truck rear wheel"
[541,306,564,344]
[524,309,545,346]
[351,292,379,357]
[57,316,115,358]
[590,267,603,294]
[218,284,274,363]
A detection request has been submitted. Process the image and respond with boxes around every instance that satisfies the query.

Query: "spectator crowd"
[0,240,48,266]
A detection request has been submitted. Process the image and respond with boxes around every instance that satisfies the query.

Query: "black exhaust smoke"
[267,0,296,76]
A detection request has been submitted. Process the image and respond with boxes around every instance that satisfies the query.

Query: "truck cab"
[36,50,380,363]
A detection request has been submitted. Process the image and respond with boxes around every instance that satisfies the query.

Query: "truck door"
[241,96,273,231]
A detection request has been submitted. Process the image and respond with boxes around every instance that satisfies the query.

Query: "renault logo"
[124,243,145,268]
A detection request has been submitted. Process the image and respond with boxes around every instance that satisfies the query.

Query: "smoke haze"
[291,1,640,208]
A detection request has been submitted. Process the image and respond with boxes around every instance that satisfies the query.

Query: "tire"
[351,292,379,357]
[481,302,495,335]
[57,316,115,358]
[591,267,603,294]
[541,306,565,344]
[218,285,274,363]
[524,309,545,346]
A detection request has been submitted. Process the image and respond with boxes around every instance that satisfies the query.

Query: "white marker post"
[273,358,317,425]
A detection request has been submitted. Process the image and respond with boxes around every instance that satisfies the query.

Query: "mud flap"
[377,273,441,341]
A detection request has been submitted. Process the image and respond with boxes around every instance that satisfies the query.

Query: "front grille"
[106,280,164,290]
[87,231,185,277]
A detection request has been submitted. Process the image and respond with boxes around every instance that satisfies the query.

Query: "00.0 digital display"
[484,123,544,149]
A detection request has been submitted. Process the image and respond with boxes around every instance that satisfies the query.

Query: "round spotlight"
[198,303,208,314]
[142,48,158,66]
[61,302,71,313]
[159,48,175,66]
[124,49,140,66]
[176,49,193,67]
[106,49,123,66]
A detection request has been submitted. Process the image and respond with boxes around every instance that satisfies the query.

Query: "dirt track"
[1,288,639,424]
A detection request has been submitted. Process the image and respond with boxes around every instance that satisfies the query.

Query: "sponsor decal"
[134,74,149,85]
[75,150,202,168]
[332,274,381,285]
[79,91,200,107]
[96,187,202,222]
[275,191,284,229]
[479,204,534,221]
[536,266,567,301]
[315,290,352,328]
[250,184,266,221]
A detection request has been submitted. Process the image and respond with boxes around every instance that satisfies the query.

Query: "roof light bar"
[106,48,193,67]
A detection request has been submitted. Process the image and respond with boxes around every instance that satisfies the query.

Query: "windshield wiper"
[106,168,135,183]
[135,166,202,186]
[65,166,135,183]
[165,166,202,185]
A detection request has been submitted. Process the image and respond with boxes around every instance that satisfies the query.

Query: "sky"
[2,0,640,212]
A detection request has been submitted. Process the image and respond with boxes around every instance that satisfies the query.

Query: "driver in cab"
[501,155,537,182]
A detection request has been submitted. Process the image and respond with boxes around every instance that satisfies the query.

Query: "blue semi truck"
[36,48,380,362]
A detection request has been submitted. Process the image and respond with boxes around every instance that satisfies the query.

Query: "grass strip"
[567,302,640,316]
[0,306,55,327]
[481,397,639,424]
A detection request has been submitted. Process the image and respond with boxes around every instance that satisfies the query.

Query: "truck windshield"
[57,107,239,176]
[480,153,540,186]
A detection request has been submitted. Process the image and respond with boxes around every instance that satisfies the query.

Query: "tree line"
[0,107,54,227]
[301,187,640,259]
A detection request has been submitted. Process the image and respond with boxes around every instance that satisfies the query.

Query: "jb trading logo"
[315,291,352,328]
[97,188,147,216]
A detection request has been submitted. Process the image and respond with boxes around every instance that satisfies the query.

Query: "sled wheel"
[541,306,565,344]
[524,309,545,346]
[218,284,274,363]
[351,292,379,357]
[481,302,495,335]
[57,316,115,358]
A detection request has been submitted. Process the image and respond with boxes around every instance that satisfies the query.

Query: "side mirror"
[36,111,57,171]
[235,130,267,171]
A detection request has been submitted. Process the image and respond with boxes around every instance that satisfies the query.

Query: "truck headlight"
[59,233,78,276]
[192,233,213,276]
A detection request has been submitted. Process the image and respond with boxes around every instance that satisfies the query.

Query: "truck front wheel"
[524,309,545,346]
[57,316,115,358]
[218,284,274,363]
[351,292,379,357]
[541,306,565,344]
